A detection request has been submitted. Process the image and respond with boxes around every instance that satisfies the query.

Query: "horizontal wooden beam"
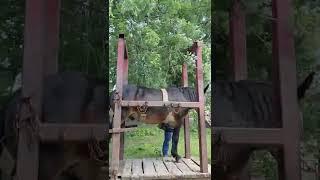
[39,123,107,142]
[212,127,283,145]
[121,101,200,108]
[109,127,137,134]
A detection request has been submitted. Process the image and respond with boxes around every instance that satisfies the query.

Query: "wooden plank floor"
[114,157,211,180]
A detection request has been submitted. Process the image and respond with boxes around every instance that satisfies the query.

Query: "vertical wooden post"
[123,45,129,85]
[272,0,301,179]
[182,64,191,159]
[43,0,60,75]
[111,34,126,176]
[229,0,247,81]
[16,0,46,179]
[194,42,208,173]
[119,39,129,160]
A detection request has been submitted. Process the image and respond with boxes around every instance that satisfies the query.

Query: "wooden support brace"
[272,0,301,179]
[182,64,191,159]
[193,42,208,173]
[120,41,128,161]
[212,127,283,145]
[109,127,137,134]
[16,0,46,179]
[111,34,126,177]
[43,0,60,75]
[39,123,107,142]
[229,0,247,81]
[121,101,201,108]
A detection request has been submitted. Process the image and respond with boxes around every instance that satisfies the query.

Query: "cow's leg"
[171,126,181,162]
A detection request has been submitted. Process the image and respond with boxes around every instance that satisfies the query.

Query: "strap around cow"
[139,88,167,122]
[161,89,168,101]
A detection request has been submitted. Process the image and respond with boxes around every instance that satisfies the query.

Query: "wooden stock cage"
[13,0,302,179]
[109,34,211,180]
[212,0,302,179]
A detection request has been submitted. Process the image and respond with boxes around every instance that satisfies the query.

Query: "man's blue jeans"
[162,128,173,156]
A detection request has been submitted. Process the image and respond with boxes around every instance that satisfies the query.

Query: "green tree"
[109,0,211,91]
[0,0,106,106]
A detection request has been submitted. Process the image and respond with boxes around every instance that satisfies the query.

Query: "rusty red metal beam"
[193,42,208,173]
[109,127,137,134]
[121,101,201,108]
[111,35,126,176]
[120,34,129,161]
[182,64,191,159]
[43,0,60,76]
[123,35,129,85]
[187,42,198,53]
[17,0,47,179]
[119,125,125,160]
[213,127,283,145]
[38,124,136,142]
[229,0,247,81]
[272,0,301,179]
[110,36,208,175]
[39,124,107,141]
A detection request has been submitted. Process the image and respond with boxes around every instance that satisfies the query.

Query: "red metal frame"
[229,0,247,81]
[17,1,107,180]
[44,0,60,76]
[110,34,127,176]
[119,36,128,161]
[272,0,301,179]
[18,0,300,179]
[17,0,46,179]
[215,0,301,179]
[193,42,208,172]
[121,101,200,107]
[39,124,107,142]
[212,127,283,145]
[110,35,208,177]
[182,64,191,159]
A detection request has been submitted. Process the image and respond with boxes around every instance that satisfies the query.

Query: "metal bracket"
[171,103,181,114]
[137,101,148,113]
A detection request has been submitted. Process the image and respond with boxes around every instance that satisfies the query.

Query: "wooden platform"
[113,157,211,180]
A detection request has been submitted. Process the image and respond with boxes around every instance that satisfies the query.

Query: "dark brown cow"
[0,72,107,180]
[213,72,315,180]
[109,84,210,162]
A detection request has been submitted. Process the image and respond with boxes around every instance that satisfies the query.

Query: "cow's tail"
[0,106,5,145]
[108,91,115,130]
[204,84,210,94]
[297,71,315,100]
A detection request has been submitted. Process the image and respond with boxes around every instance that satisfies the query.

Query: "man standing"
[159,123,174,160]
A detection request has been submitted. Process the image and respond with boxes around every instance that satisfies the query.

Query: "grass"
[109,119,211,164]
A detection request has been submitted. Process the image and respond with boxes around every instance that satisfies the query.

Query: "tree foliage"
[0,0,106,106]
[109,0,211,91]
[59,0,106,76]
